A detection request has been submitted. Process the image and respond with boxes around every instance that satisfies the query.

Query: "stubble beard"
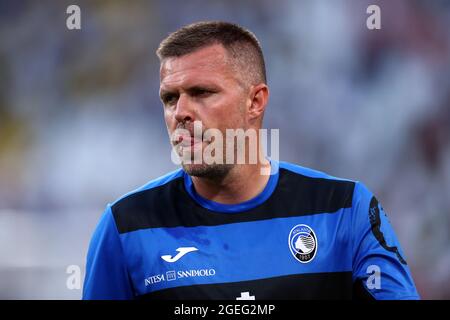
[178,131,240,180]
[179,139,235,179]
[182,162,234,180]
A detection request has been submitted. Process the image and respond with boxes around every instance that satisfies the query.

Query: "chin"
[182,163,233,179]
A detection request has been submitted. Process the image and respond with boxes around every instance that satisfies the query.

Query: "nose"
[174,93,194,124]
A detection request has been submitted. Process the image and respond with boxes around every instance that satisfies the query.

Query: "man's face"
[159,44,250,178]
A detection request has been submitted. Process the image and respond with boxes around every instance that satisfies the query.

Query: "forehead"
[159,44,235,89]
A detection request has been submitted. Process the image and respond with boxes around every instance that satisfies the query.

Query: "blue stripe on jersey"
[119,210,353,295]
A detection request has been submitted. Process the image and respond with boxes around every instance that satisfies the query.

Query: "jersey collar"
[183,160,279,213]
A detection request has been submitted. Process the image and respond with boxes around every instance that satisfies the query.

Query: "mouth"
[172,132,205,149]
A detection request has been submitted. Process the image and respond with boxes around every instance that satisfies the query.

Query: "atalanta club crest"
[288,224,318,263]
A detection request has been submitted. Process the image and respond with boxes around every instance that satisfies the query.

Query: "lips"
[172,132,204,148]
[178,135,202,147]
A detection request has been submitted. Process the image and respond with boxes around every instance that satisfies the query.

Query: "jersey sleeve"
[82,205,134,300]
[351,182,420,300]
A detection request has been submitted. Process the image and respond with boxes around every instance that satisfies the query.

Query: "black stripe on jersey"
[112,168,355,233]
[352,279,376,300]
[369,196,407,265]
[137,272,353,300]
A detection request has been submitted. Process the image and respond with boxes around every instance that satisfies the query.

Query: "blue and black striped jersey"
[83,161,419,300]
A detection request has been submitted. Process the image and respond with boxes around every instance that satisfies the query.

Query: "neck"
[190,159,271,205]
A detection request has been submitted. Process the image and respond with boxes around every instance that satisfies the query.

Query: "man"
[83,21,419,300]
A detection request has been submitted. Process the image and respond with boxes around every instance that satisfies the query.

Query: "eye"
[162,93,178,106]
[191,88,214,97]
[194,89,208,96]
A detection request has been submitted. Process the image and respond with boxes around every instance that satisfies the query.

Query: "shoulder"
[109,169,185,233]
[278,161,357,192]
[111,169,184,207]
[277,161,365,211]
[279,161,354,181]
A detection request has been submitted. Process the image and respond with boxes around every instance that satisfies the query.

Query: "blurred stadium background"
[0,0,449,299]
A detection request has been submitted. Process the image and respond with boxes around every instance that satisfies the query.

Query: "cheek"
[225,96,247,124]
[164,111,175,131]
[211,108,245,132]
[214,94,244,116]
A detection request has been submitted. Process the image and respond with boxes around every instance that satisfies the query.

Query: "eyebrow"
[186,85,218,94]
[159,84,218,100]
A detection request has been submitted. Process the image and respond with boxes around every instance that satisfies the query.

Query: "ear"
[248,83,269,123]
